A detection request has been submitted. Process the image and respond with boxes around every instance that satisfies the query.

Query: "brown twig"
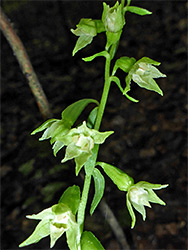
[99,199,131,250]
[0,8,52,118]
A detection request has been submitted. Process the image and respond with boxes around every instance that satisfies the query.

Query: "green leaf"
[97,162,134,191]
[126,6,152,16]
[31,119,57,135]
[58,185,81,215]
[82,51,109,62]
[126,194,136,229]
[61,99,99,127]
[19,220,50,247]
[90,168,105,215]
[87,107,98,129]
[112,56,136,75]
[81,231,105,250]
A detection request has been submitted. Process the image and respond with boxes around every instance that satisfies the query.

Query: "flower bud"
[102,2,125,33]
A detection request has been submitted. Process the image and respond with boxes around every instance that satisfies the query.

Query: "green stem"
[77,54,112,235]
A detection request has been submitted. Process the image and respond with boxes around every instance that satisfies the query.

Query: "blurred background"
[1,1,187,249]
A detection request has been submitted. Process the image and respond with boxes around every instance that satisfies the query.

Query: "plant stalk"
[77,54,112,235]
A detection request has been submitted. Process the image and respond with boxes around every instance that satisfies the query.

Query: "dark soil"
[1,1,187,250]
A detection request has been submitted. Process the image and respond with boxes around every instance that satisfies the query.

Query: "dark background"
[1,1,187,249]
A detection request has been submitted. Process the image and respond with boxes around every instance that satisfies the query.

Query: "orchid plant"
[19,1,168,249]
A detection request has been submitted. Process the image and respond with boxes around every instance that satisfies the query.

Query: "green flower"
[126,181,168,228]
[102,2,125,33]
[19,204,76,248]
[125,57,166,96]
[61,121,114,175]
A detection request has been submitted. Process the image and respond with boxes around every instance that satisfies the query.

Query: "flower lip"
[129,186,150,207]
[72,134,94,152]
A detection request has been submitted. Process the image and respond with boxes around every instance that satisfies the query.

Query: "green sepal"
[72,35,93,56]
[58,185,81,215]
[96,162,134,191]
[31,119,57,135]
[81,231,105,250]
[93,19,105,33]
[125,6,152,16]
[19,220,50,247]
[105,30,122,51]
[87,107,98,129]
[90,168,105,215]
[66,222,80,250]
[26,207,53,221]
[82,51,109,62]
[61,99,99,127]
[71,18,98,56]
[52,141,64,156]
[126,194,136,229]
[112,56,136,75]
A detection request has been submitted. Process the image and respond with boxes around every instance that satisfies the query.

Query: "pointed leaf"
[87,107,98,129]
[58,185,81,215]
[61,99,98,127]
[97,162,134,191]
[126,6,152,16]
[81,231,105,250]
[19,220,50,247]
[82,51,109,62]
[90,168,105,215]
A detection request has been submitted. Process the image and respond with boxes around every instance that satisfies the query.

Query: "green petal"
[126,194,136,229]
[19,220,50,247]
[61,143,81,163]
[50,223,66,248]
[131,202,147,221]
[146,64,166,78]
[75,152,91,176]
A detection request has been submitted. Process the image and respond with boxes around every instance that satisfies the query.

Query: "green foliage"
[90,168,105,215]
[81,231,105,250]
